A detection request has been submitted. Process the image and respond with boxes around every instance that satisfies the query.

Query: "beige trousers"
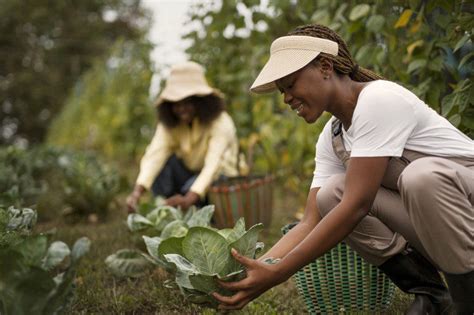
[317,156,474,274]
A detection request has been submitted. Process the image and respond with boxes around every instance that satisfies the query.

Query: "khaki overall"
[316,119,474,274]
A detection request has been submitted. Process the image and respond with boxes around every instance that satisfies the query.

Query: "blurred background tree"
[1,0,472,207]
[184,0,473,201]
[46,39,155,165]
[0,0,151,146]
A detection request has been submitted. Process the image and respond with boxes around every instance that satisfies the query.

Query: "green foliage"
[58,152,120,219]
[0,236,91,315]
[127,203,189,249]
[47,39,155,164]
[0,146,43,208]
[104,248,153,278]
[0,146,120,220]
[185,1,328,196]
[0,0,151,145]
[143,205,214,271]
[184,0,474,198]
[44,186,411,313]
[0,206,36,249]
[1,206,37,231]
[0,207,91,315]
[105,204,216,276]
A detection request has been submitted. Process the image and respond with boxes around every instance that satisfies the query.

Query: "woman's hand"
[126,185,145,213]
[212,249,288,310]
[165,191,200,210]
[125,194,139,213]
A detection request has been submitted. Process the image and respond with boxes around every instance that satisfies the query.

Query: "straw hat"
[155,61,221,106]
[250,36,339,94]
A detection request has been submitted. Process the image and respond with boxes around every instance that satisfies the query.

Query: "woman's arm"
[135,124,174,192]
[276,157,389,277]
[188,115,236,198]
[259,187,320,261]
[214,156,389,310]
[127,124,174,211]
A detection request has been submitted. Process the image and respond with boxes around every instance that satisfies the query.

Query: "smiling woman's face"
[172,98,196,125]
[275,61,331,124]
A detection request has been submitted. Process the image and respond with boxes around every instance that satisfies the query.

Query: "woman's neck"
[331,77,368,130]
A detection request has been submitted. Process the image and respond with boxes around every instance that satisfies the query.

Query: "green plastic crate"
[282,223,395,314]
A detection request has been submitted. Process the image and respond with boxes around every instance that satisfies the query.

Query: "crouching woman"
[126,61,241,211]
[214,24,474,315]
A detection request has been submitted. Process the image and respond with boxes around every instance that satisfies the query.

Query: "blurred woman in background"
[126,61,241,211]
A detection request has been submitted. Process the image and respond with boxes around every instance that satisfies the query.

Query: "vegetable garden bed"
[31,186,411,314]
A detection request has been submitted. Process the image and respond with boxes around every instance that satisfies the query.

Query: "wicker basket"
[208,174,273,229]
[282,223,395,314]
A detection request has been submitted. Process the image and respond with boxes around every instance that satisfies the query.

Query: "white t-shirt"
[311,80,474,188]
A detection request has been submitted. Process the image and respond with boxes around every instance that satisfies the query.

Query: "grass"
[36,186,411,314]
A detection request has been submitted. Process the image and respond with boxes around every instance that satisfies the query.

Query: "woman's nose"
[283,92,293,104]
[174,102,191,113]
[175,105,185,113]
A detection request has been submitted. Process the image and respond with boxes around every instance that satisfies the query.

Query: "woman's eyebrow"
[275,80,284,90]
[276,76,291,88]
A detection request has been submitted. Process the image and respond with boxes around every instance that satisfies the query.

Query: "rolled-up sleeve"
[136,124,174,190]
[190,116,235,197]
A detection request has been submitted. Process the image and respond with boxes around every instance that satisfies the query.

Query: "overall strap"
[331,118,350,168]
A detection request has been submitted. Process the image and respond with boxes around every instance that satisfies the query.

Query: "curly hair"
[288,24,384,82]
[157,94,225,128]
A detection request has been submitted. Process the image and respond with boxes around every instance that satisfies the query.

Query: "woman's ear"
[318,57,334,76]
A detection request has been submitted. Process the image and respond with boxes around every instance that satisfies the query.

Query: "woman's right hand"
[125,194,139,213]
[213,249,289,310]
[126,185,145,213]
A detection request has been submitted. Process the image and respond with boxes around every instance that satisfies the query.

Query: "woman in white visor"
[213,24,474,315]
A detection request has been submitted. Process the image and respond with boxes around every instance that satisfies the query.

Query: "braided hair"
[288,24,383,82]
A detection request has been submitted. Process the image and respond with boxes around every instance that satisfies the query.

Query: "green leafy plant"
[0,207,90,315]
[127,205,183,237]
[141,205,216,269]
[0,235,91,315]
[58,151,119,219]
[104,248,153,278]
[162,218,264,307]
[0,206,37,249]
[0,147,43,208]
[0,146,120,220]
[105,204,216,277]
[127,204,214,250]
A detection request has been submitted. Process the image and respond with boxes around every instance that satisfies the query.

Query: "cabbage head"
[163,218,264,307]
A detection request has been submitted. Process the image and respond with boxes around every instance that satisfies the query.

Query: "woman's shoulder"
[351,80,424,128]
[208,111,236,130]
[210,111,231,124]
[356,80,425,118]
[360,80,420,103]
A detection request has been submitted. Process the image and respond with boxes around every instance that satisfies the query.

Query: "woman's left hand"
[165,191,200,209]
[212,249,287,310]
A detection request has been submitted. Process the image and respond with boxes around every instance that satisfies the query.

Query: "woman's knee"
[317,174,345,217]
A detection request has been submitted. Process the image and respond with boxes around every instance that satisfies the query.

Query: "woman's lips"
[295,103,304,115]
